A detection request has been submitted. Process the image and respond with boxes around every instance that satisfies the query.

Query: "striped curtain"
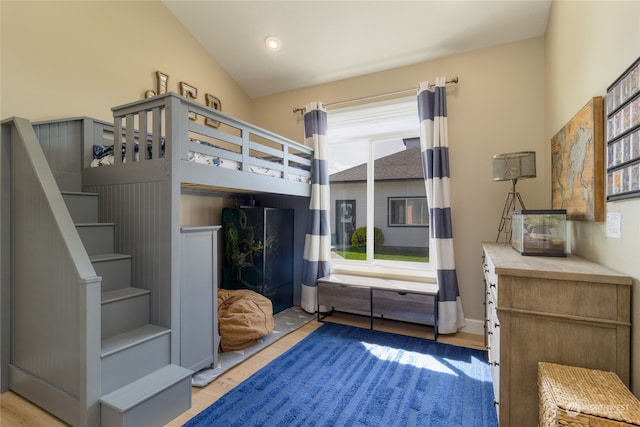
[417,78,465,334]
[301,102,331,313]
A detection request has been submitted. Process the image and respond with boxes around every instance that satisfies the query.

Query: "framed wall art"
[551,97,604,222]
[605,56,640,201]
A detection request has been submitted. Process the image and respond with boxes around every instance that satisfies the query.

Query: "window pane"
[373,140,428,263]
[327,98,429,265]
[406,198,429,225]
[390,199,404,225]
[329,140,368,262]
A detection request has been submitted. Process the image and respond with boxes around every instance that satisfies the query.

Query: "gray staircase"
[61,191,192,427]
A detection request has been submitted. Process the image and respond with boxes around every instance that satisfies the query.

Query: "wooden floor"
[0,316,484,427]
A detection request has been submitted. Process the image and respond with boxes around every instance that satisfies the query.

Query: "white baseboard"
[457,318,484,336]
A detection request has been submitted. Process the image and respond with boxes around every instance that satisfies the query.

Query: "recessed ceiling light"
[264,36,281,51]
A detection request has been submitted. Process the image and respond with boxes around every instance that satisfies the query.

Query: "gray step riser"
[101,333,171,395]
[101,370,191,427]
[76,225,115,256]
[62,193,99,223]
[102,295,150,339]
[93,258,132,292]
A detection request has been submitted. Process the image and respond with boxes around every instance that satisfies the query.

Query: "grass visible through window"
[334,246,429,263]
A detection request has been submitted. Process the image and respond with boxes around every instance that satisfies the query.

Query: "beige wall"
[252,37,547,328]
[0,1,251,123]
[545,0,640,394]
[0,0,254,230]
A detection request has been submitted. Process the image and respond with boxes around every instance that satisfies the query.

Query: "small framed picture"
[180,81,198,121]
[631,163,640,191]
[157,71,169,95]
[631,131,640,160]
[205,93,222,128]
[622,136,631,163]
[632,97,640,128]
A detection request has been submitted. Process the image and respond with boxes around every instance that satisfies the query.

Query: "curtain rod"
[292,76,458,114]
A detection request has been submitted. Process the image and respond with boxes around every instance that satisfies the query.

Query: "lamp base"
[496,189,526,244]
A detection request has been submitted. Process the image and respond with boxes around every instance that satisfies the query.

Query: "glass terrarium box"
[511,210,567,257]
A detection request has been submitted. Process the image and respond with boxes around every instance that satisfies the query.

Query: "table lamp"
[492,151,536,243]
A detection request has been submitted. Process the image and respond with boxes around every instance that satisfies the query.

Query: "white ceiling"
[162,1,552,99]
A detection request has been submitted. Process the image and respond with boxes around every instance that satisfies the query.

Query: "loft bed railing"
[90,93,313,195]
[1,117,102,426]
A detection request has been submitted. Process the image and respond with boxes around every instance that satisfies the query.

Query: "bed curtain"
[301,102,331,313]
[417,78,466,334]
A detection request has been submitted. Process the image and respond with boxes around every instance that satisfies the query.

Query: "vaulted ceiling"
[162,1,552,99]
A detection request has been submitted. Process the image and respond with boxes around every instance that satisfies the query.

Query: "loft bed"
[83,92,312,196]
[1,93,314,425]
[1,95,313,425]
[80,93,313,373]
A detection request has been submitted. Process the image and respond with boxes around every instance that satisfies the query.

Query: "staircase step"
[62,191,99,223]
[76,223,115,255]
[92,253,132,292]
[100,364,192,427]
[101,288,150,339]
[101,324,171,395]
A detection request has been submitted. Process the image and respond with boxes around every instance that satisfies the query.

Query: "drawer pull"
[397,292,407,296]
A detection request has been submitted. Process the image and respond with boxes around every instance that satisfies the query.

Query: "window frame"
[327,97,433,276]
[387,196,430,227]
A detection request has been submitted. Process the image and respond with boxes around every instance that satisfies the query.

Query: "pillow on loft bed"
[218,289,274,352]
[91,140,166,167]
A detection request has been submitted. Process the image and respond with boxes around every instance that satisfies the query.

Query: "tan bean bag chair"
[218,289,274,352]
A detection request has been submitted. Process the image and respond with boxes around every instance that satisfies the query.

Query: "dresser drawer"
[318,281,370,312]
[371,289,436,325]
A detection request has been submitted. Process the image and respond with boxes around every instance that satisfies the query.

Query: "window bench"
[317,274,439,340]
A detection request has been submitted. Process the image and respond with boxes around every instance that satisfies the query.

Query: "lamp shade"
[492,151,536,182]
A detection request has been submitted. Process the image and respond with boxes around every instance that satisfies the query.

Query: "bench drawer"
[372,289,436,325]
[318,281,370,313]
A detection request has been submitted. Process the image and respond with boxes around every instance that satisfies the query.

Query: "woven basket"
[538,362,640,427]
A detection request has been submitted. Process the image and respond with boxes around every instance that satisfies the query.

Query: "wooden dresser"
[482,242,632,427]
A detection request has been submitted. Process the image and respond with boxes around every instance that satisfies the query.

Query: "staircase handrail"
[1,117,102,426]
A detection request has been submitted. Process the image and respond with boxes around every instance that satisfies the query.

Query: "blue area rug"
[183,323,498,427]
[191,306,315,387]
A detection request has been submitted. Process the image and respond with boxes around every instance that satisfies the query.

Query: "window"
[327,97,429,267]
[388,197,429,226]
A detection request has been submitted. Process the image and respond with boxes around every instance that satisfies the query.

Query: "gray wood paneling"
[5,118,102,426]
[34,119,83,192]
[85,180,171,328]
[11,155,81,393]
